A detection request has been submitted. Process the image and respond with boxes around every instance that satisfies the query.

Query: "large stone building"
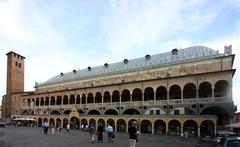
[1,46,236,137]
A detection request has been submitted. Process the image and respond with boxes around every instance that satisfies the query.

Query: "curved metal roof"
[38,46,219,86]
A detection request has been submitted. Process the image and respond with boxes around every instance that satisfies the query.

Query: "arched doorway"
[112,90,120,102]
[98,119,105,127]
[117,119,126,132]
[70,117,80,129]
[63,118,68,128]
[132,88,142,101]
[95,92,102,103]
[183,83,196,99]
[49,118,55,126]
[214,80,229,97]
[200,120,215,137]
[38,118,42,127]
[56,118,61,128]
[121,89,130,102]
[87,93,94,104]
[199,82,212,98]
[183,120,198,136]
[169,85,181,99]
[107,119,115,131]
[156,86,167,100]
[104,91,111,103]
[141,120,152,133]
[89,118,96,125]
[154,120,166,134]
[168,120,181,135]
[201,107,229,126]
[144,87,154,101]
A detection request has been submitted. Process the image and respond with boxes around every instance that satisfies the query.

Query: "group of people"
[88,123,114,143]
[42,120,140,147]
[42,120,70,135]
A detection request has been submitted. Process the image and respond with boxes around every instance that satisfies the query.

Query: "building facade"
[2,46,236,137]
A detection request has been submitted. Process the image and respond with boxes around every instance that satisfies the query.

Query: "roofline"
[25,69,235,97]
[6,51,26,59]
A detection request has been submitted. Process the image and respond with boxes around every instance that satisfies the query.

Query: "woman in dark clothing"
[97,124,104,143]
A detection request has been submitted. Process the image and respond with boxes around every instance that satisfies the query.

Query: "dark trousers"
[44,127,48,135]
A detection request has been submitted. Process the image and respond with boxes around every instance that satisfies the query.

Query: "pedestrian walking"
[105,123,114,143]
[51,125,55,135]
[89,124,96,143]
[43,120,49,135]
[97,123,104,143]
[66,123,70,132]
[128,121,139,147]
[81,124,84,132]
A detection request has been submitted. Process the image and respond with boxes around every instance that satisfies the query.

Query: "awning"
[225,122,240,128]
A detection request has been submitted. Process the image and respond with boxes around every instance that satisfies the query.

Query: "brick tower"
[2,51,25,120]
[6,51,25,94]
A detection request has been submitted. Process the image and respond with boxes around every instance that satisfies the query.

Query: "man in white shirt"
[105,123,114,143]
[43,120,49,135]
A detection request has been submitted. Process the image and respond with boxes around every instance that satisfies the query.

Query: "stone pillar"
[61,98,63,108]
[154,89,156,105]
[55,97,57,105]
[152,123,154,134]
[130,92,132,102]
[181,88,183,104]
[126,123,128,132]
[181,124,183,135]
[214,122,217,136]
[48,98,51,106]
[115,121,117,132]
[212,87,215,102]
[166,124,169,135]
[198,126,200,137]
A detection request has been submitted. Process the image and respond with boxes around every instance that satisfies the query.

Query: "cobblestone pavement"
[1,127,214,147]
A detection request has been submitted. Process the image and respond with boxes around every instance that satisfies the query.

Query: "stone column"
[181,88,183,104]
[198,126,200,137]
[115,121,117,132]
[130,91,132,102]
[152,123,154,134]
[126,123,128,132]
[212,87,215,102]
[166,123,169,135]
[154,89,156,105]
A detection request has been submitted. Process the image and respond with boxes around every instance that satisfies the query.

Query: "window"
[19,63,21,68]
[15,62,18,66]
[174,110,180,115]
[150,110,154,115]
[156,110,160,115]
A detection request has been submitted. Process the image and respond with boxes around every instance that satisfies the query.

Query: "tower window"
[15,62,18,66]
[19,63,21,68]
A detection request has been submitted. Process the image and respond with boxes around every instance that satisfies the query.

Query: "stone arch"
[201,106,230,126]
[88,109,101,115]
[49,118,55,126]
[104,109,118,115]
[63,118,69,128]
[70,117,80,129]
[117,119,126,132]
[89,118,96,125]
[107,119,115,131]
[45,97,49,105]
[56,118,61,128]
[81,94,86,104]
[40,98,44,106]
[168,120,181,135]
[70,94,75,104]
[200,120,215,137]
[122,108,140,115]
[43,118,48,122]
[63,110,71,115]
[169,85,181,99]
[132,88,142,101]
[95,92,102,103]
[50,96,55,105]
[199,82,212,98]
[112,90,120,102]
[87,93,94,104]
[56,96,61,105]
[36,98,39,106]
[104,91,111,103]
[183,83,196,99]
[156,86,167,100]
[141,120,152,133]
[76,94,81,104]
[51,110,61,115]
[144,87,154,101]
[98,118,105,127]
[38,118,42,127]
[121,89,130,102]
[183,120,198,136]
[63,95,68,105]
[214,80,229,97]
[154,119,166,134]
[128,119,138,126]
[81,118,88,126]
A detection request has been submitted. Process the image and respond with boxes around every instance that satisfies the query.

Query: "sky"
[0,0,239,110]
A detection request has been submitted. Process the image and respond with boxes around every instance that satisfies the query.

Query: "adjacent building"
[2,46,236,137]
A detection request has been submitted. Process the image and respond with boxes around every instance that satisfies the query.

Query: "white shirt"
[105,125,113,132]
[67,124,70,129]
